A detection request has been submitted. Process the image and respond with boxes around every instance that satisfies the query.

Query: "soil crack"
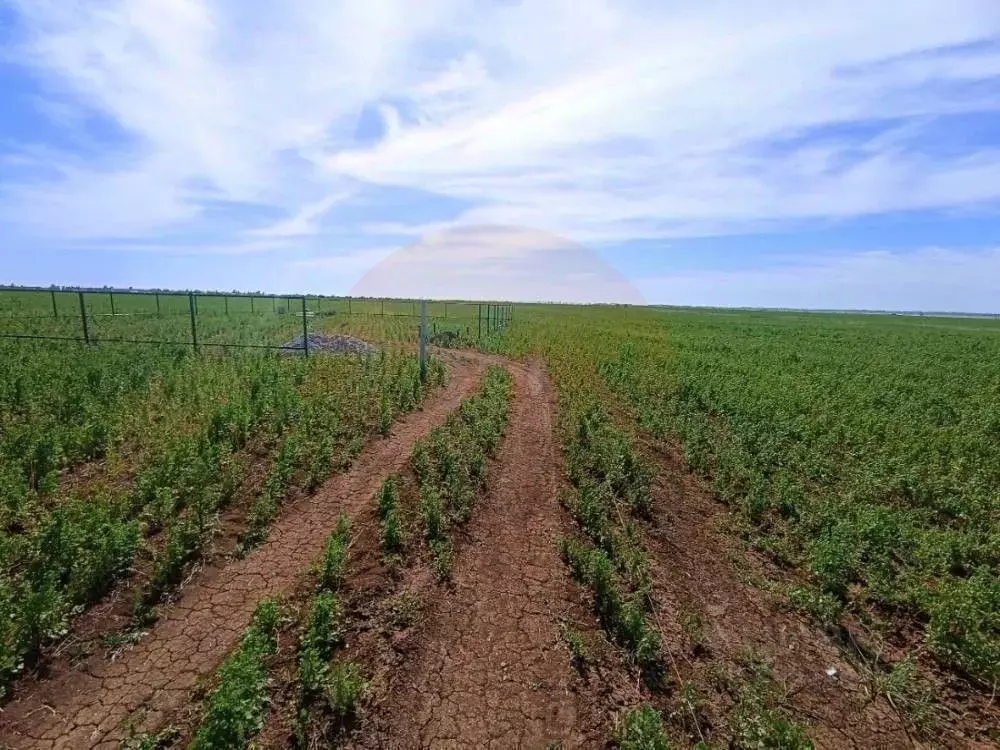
[0,355,485,750]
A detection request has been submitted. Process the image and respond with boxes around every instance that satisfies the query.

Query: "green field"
[0,304,446,695]
[1,291,996,745]
[508,305,1000,689]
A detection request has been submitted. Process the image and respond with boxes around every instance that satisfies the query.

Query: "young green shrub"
[379,506,402,554]
[614,705,670,750]
[376,475,400,519]
[728,656,814,750]
[325,660,367,720]
[560,623,591,671]
[430,538,455,583]
[146,517,202,606]
[375,476,403,554]
[420,486,444,542]
[560,536,594,584]
[189,599,281,750]
[298,592,344,694]
[320,515,350,592]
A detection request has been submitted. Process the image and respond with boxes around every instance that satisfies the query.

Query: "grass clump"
[319,515,350,592]
[614,705,671,749]
[727,655,813,750]
[325,660,367,720]
[298,592,345,694]
[863,655,937,734]
[189,599,281,750]
[375,474,402,555]
[560,623,591,670]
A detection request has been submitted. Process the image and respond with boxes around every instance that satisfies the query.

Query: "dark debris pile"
[282,333,377,355]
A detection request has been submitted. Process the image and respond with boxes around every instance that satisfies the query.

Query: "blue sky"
[1,1,1000,311]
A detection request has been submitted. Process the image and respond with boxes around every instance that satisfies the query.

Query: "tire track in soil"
[640,439,917,749]
[0,355,486,750]
[354,358,597,750]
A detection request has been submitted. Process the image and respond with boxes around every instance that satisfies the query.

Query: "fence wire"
[0,287,513,353]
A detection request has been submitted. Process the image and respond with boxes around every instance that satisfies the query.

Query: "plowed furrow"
[0,356,485,750]
[357,359,595,749]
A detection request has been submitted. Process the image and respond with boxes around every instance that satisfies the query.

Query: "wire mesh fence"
[0,287,513,353]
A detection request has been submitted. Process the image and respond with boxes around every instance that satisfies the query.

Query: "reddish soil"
[352,359,606,749]
[637,436,926,748]
[0,355,485,750]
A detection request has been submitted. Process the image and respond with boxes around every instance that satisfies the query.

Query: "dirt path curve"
[0,355,486,750]
[356,358,592,750]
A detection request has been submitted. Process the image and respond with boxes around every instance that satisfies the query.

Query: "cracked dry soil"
[353,358,598,750]
[0,355,485,750]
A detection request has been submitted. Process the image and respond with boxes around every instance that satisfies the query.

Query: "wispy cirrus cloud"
[0,1,999,308]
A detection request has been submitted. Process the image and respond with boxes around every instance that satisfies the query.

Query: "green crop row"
[0,342,443,697]
[559,407,661,678]
[293,516,367,747]
[189,599,282,749]
[411,365,512,581]
[505,305,1000,690]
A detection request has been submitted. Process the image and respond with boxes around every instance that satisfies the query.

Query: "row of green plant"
[504,306,1000,691]
[293,516,367,747]
[188,598,282,749]
[1,351,304,693]
[559,407,662,678]
[0,349,442,697]
[410,365,513,580]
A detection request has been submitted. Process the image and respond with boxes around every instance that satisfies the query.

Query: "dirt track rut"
[0,356,485,750]
[356,359,591,749]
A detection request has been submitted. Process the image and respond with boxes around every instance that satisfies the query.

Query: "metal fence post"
[301,296,309,357]
[155,293,160,315]
[189,292,199,351]
[478,303,482,340]
[78,291,90,345]
[349,298,353,316]
[109,291,115,316]
[51,290,58,318]
[224,295,228,315]
[419,299,427,381]
[251,296,255,313]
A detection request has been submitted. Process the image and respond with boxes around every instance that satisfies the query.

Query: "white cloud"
[0,0,998,257]
[247,192,351,238]
[640,247,1000,313]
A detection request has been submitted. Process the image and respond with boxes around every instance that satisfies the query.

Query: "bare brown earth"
[0,355,485,750]
[352,358,606,749]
